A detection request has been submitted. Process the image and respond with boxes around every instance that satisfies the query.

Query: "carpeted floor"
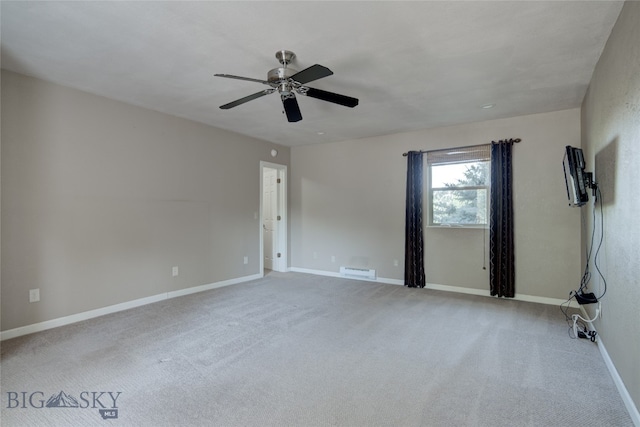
[0,272,633,426]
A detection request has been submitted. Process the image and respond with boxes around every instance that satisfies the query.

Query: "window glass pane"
[432,189,488,225]
[427,150,490,227]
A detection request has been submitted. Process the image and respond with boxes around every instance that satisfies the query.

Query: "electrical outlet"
[313,252,318,259]
[393,259,399,267]
[331,255,336,263]
[172,266,179,277]
[243,256,248,265]
[29,288,40,303]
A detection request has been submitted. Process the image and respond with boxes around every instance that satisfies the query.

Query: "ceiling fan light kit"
[215,50,358,122]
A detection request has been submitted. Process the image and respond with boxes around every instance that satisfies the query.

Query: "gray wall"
[1,70,289,331]
[581,1,640,412]
[291,108,582,300]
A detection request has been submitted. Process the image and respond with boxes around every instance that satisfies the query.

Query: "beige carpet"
[0,272,633,426]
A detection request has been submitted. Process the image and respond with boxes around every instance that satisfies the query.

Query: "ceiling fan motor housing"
[268,67,297,94]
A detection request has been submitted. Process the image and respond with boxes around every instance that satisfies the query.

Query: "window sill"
[427,224,488,229]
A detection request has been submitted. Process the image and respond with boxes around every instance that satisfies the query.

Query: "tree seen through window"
[430,161,490,225]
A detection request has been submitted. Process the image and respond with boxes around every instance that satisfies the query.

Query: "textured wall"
[1,70,289,331]
[581,0,640,413]
[291,108,582,300]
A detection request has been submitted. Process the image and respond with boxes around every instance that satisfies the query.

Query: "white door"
[260,161,287,274]
[263,168,278,270]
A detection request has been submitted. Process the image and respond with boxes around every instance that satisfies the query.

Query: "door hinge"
[277,215,281,221]
[277,253,281,258]
[277,178,281,184]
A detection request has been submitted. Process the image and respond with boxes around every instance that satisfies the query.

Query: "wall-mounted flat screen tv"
[563,145,589,207]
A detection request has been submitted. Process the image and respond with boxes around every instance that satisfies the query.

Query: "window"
[427,144,491,227]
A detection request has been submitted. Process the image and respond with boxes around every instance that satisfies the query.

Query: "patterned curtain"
[404,151,425,288]
[490,140,515,297]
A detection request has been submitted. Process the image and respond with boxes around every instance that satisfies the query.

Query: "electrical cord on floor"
[561,297,599,341]
[568,323,587,339]
[561,297,583,339]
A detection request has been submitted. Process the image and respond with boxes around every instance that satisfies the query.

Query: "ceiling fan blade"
[303,87,359,108]
[220,89,274,109]
[215,74,271,85]
[290,64,333,84]
[281,94,302,122]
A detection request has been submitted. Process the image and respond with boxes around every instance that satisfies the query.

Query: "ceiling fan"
[215,50,359,122]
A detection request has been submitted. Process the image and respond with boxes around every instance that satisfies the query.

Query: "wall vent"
[340,266,376,280]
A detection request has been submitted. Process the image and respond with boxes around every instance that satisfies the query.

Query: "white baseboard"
[289,267,404,286]
[289,267,566,306]
[510,292,568,306]
[167,273,262,298]
[289,267,342,278]
[424,283,567,306]
[0,273,262,341]
[598,337,640,426]
[577,306,640,426]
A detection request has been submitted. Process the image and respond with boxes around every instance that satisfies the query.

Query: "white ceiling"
[1,1,623,147]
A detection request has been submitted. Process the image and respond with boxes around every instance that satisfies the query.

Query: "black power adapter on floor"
[577,328,598,342]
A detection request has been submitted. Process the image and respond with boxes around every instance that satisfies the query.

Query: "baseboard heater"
[339,266,376,280]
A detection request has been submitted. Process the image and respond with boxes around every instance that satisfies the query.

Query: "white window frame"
[426,144,491,228]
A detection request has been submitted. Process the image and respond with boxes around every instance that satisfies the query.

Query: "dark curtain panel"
[490,140,515,298]
[404,151,425,288]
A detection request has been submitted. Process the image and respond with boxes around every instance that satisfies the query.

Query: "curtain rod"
[402,138,521,157]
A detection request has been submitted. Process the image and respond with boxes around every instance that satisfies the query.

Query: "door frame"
[259,161,288,274]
